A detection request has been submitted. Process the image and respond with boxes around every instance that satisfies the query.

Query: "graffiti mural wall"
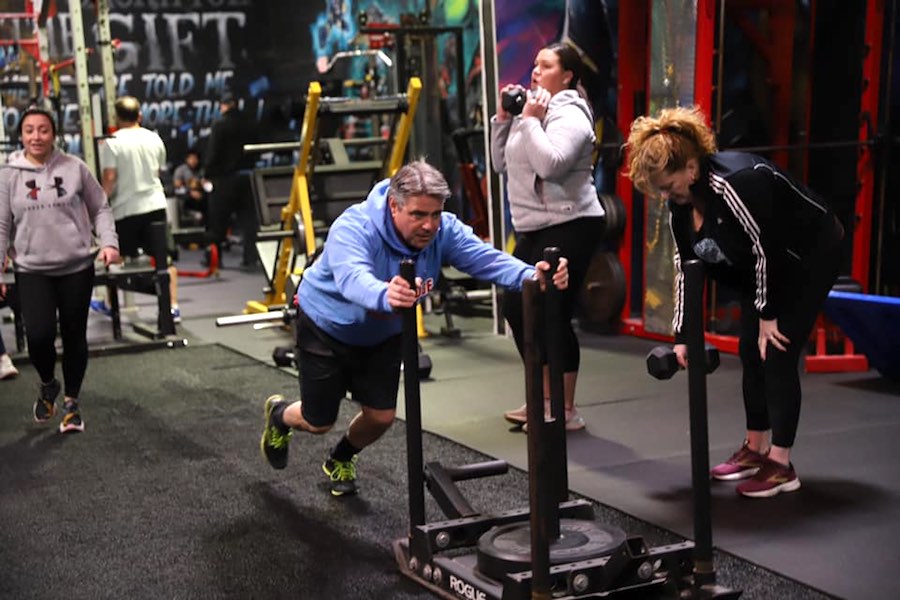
[0,0,482,169]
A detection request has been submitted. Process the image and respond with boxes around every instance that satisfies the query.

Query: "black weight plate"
[578,251,626,332]
[598,193,626,241]
[476,519,627,580]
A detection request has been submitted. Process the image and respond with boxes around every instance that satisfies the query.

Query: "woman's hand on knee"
[758,318,790,361]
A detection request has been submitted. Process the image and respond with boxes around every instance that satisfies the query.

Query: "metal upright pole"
[478,0,506,335]
[524,277,552,599]
[35,6,51,98]
[95,0,118,131]
[69,0,96,177]
[683,259,715,586]
[400,259,425,530]
[542,247,568,501]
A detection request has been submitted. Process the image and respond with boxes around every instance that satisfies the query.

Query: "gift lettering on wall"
[1,1,273,162]
[1,0,482,166]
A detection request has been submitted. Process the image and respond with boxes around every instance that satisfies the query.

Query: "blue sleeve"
[439,214,533,289]
[326,218,391,312]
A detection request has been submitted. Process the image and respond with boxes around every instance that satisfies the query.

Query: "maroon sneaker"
[710,443,767,481]
[736,459,801,498]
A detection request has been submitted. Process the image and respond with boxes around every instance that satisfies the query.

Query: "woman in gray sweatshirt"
[0,107,119,433]
[491,43,605,431]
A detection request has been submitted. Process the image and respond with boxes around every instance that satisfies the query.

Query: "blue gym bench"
[822,291,900,381]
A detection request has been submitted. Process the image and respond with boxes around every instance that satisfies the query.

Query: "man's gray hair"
[389,159,451,208]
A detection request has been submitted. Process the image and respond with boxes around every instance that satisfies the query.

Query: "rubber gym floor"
[1,246,897,600]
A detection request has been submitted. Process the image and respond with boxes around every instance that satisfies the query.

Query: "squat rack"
[613,0,890,372]
[243,76,422,314]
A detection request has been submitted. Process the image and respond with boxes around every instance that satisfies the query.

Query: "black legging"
[502,216,603,372]
[737,242,841,448]
[15,266,95,398]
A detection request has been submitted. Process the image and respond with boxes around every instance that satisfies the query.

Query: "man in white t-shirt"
[98,96,180,321]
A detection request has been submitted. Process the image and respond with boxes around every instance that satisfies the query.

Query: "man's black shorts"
[295,308,402,427]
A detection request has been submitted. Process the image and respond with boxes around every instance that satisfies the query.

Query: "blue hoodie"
[298,179,535,345]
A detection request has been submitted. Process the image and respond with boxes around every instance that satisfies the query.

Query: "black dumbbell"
[418,346,433,379]
[272,345,296,368]
[646,344,720,380]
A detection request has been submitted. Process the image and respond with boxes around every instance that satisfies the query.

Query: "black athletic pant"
[15,266,95,398]
[207,172,257,266]
[502,216,603,372]
[737,240,842,448]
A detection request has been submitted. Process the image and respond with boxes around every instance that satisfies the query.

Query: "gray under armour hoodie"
[490,89,604,232]
[1,150,118,275]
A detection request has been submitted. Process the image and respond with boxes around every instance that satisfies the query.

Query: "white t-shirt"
[99,126,167,220]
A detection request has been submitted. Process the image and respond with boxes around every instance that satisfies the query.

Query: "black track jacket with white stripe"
[669,151,844,341]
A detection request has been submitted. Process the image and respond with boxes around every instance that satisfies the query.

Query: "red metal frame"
[617,0,734,353]
[723,1,796,169]
[615,0,648,333]
[1,4,56,97]
[852,0,883,292]
[693,0,716,116]
[615,1,881,370]
[177,244,220,279]
[805,315,869,373]
[804,0,882,374]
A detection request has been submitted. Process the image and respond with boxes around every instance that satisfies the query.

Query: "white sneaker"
[0,354,19,380]
[564,408,586,431]
[504,400,551,425]
[514,405,586,432]
[503,403,528,424]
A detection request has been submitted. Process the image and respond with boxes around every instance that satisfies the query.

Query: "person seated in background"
[172,148,209,227]
[258,159,570,498]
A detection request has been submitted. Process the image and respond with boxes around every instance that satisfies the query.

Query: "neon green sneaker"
[322,456,358,496]
[260,395,292,469]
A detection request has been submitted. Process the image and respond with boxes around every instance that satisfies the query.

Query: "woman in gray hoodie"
[0,107,119,433]
[491,43,605,431]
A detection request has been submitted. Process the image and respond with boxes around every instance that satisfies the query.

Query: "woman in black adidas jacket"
[626,106,844,499]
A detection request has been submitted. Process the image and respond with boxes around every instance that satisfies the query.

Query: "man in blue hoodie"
[259,159,569,496]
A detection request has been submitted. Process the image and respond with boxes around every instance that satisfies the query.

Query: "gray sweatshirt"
[490,89,604,232]
[1,150,118,275]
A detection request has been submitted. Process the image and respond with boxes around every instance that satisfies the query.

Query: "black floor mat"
[0,344,833,599]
